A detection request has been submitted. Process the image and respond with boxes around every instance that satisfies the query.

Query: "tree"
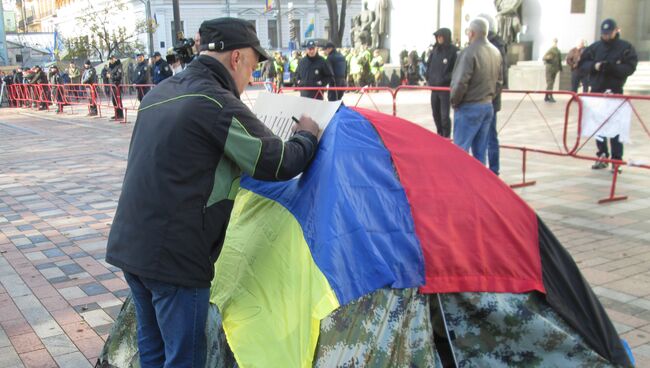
[62,0,153,62]
[325,0,349,47]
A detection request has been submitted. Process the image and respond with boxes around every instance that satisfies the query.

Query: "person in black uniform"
[579,18,638,173]
[105,17,319,367]
[81,60,98,116]
[133,53,150,101]
[296,40,334,100]
[425,28,458,138]
[323,42,347,101]
[108,55,124,120]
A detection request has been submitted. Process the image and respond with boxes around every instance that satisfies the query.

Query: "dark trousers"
[300,89,324,100]
[137,86,151,102]
[570,70,588,93]
[596,135,624,161]
[430,91,451,138]
[487,111,500,175]
[111,84,123,118]
[328,78,347,101]
[124,272,210,368]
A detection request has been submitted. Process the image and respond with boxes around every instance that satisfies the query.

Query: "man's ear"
[230,50,240,70]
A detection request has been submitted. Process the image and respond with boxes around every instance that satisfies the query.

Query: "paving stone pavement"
[1,89,649,367]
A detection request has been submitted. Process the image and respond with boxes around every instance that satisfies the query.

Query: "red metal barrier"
[94,84,127,123]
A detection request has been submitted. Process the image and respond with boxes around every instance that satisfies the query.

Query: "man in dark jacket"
[296,40,334,99]
[151,51,173,84]
[106,18,319,367]
[426,28,458,138]
[30,65,49,110]
[107,56,124,120]
[579,18,638,173]
[81,60,98,116]
[133,53,150,101]
[48,66,64,113]
[323,42,347,101]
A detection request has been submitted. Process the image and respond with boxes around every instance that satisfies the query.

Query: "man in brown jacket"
[566,39,587,93]
[450,18,503,165]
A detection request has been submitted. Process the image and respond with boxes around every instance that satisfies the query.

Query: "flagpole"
[276,0,282,49]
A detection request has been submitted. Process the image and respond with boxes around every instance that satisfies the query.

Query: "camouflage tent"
[98,107,633,367]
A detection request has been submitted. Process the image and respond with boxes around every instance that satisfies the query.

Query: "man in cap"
[106,17,319,367]
[323,41,347,101]
[450,18,503,164]
[296,39,334,99]
[108,55,124,120]
[426,27,458,138]
[151,51,173,84]
[29,65,49,110]
[579,18,638,173]
[81,60,98,116]
[132,53,150,101]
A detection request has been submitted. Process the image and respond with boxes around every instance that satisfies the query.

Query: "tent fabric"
[240,106,426,305]
[352,107,544,295]
[538,218,632,367]
[440,292,616,367]
[210,189,339,368]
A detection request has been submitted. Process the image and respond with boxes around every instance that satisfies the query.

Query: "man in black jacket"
[133,53,150,101]
[81,60,98,116]
[108,56,124,120]
[296,40,334,99]
[579,18,638,173]
[106,18,319,367]
[323,42,347,101]
[30,65,49,110]
[426,28,458,138]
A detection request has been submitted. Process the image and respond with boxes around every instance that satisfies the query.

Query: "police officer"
[108,55,124,120]
[426,28,458,138]
[133,53,150,101]
[105,17,319,367]
[81,60,98,116]
[323,42,347,101]
[296,40,334,99]
[151,51,173,84]
[579,18,638,173]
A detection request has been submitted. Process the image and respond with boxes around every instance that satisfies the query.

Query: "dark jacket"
[30,70,48,84]
[152,59,173,84]
[326,50,347,81]
[133,61,149,85]
[578,34,638,94]
[109,60,123,85]
[296,54,334,87]
[488,31,508,112]
[426,28,458,87]
[101,66,110,83]
[106,55,318,288]
[261,59,276,79]
[13,72,23,84]
[82,66,98,84]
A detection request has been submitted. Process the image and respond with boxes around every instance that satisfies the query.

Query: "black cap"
[199,17,269,61]
[601,18,617,34]
[153,51,161,57]
[84,60,91,65]
[305,40,317,48]
[324,41,336,49]
[136,52,144,57]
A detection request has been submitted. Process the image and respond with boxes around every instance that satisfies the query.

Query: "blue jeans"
[453,103,494,164]
[487,111,500,175]
[124,272,210,368]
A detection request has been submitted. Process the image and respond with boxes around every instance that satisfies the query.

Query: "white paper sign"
[252,92,342,141]
[581,96,632,143]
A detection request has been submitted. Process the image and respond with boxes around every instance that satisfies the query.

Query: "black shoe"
[591,154,608,170]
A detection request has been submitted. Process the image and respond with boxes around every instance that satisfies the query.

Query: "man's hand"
[292,115,320,137]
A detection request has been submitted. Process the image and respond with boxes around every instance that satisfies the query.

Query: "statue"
[358,1,375,48]
[374,0,390,49]
[494,0,523,45]
[350,16,363,49]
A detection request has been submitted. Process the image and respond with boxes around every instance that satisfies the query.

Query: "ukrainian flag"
[210,106,543,367]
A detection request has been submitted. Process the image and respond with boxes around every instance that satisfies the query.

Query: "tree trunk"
[326,0,348,47]
[338,0,347,46]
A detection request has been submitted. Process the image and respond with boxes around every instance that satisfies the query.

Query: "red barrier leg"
[510,148,537,189]
[598,163,628,204]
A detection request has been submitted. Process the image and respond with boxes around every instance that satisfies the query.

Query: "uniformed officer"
[151,51,173,84]
[296,40,334,99]
[81,60,98,116]
[106,17,319,367]
[133,53,150,101]
[543,38,562,103]
[579,18,638,173]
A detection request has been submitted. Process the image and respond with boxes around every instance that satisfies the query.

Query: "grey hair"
[476,13,496,33]
[469,18,489,37]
